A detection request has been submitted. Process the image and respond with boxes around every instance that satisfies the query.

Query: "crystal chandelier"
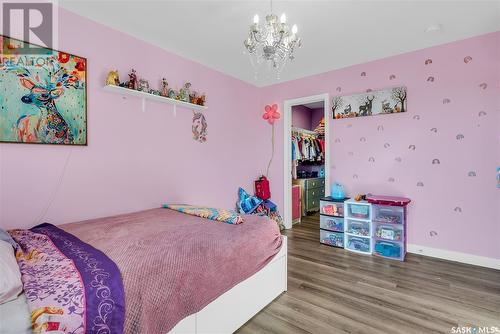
[243,1,301,77]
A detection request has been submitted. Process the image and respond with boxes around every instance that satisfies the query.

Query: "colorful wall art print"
[332,86,407,119]
[0,36,87,145]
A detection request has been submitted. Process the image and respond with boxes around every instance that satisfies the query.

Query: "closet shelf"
[103,84,208,114]
[292,127,318,136]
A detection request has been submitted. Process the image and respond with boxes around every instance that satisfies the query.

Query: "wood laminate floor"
[236,214,500,334]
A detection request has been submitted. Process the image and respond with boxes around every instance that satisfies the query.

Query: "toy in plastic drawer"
[345,200,370,220]
[374,223,403,241]
[374,240,404,260]
[320,230,344,248]
[372,205,404,224]
[320,215,344,232]
[320,200,344,217]
[345,219,371,237]
[345,234,371,254]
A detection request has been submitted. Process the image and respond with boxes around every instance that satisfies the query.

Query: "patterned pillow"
[163,204,244,225]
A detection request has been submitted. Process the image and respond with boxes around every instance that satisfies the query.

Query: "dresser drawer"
[307,187,324,200]
[305,178,324,189]
[306,197,320,211]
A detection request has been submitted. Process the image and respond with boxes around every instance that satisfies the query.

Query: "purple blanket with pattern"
[10,223,125,334]
[61,208,283,334]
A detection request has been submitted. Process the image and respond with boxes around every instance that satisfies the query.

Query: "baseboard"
[407,244,500,270]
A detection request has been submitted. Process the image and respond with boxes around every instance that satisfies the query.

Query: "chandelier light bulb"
[280,13,287,23]
[292,24,298,34]
[253,14,260,24]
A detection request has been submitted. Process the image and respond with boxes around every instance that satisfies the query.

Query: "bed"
[4,207,287,334]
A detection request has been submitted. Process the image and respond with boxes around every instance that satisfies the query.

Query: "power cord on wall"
[265,123,275,177]
[34,147,73,225]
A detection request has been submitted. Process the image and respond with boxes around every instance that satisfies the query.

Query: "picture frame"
[0,35,87,145]
[332,86,407,119]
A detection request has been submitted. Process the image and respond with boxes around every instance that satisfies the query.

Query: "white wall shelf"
[103,84,207,115]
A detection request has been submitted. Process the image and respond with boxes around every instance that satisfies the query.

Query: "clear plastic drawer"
[320,200,344,217]
[345,234,371,254]
[320,216,344,232]
[372,205,404,224]
[320,230,344,248]
[374,222,403,241]
[373,240,404,260]
[345,219,371,237]
[345,201,370,220]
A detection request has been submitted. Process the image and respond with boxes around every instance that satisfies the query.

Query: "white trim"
[169,236,288,333]
[283,93,330,229]
[407,244,500,270]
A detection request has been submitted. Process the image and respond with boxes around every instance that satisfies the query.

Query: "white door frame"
[283,93,330,229]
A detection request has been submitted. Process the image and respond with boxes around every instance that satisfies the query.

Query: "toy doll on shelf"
[161,78,169,97]
[127,69,138,90]
[179,82,191,102]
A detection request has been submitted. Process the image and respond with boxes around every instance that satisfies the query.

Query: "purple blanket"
[10,223,125,334]
[61,208,283,333]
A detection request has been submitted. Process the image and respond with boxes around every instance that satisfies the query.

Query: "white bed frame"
[169,235,288,334]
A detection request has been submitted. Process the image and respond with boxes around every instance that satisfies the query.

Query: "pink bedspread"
[60,208,282,334]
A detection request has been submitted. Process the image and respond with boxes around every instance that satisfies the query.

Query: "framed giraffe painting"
[0,35,87,145]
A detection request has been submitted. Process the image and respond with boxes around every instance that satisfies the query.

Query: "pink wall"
[291,105,313,130]
[0,8,498,261]
[262,31,500,260]
[0,9,269,229]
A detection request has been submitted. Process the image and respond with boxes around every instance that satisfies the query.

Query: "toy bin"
[320,200,344,217]
[345,234,371,254]
[374,222,403,241]
[372,205,404,224]
[345,200,370,220]
[345,219,371,237]
[320,230,344,248]
[374,240,404,260]
[320,215,344,232]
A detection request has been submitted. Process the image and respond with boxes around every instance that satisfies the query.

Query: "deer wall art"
[332,86,407,119]
[0,36,87,145]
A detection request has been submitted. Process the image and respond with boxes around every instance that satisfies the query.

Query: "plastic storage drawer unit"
[320,230,344,248]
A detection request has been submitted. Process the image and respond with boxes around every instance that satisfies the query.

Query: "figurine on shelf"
[161,78,169,97]
[138,79,150,92]
[106,70,120,86]
[179,82,191,102]
[189,91,197,104]
[127,69,138,90]
[150,89,161,96]
[168,88,177,99]
[196,94,206,106]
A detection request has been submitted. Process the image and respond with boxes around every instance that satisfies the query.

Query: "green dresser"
[292,177,325,215]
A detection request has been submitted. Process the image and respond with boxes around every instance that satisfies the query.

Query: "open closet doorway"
[283,94,330,229]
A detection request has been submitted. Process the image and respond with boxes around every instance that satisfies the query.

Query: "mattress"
[60,208,283,333]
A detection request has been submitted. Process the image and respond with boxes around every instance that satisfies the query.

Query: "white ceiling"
[59,0,500,87]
